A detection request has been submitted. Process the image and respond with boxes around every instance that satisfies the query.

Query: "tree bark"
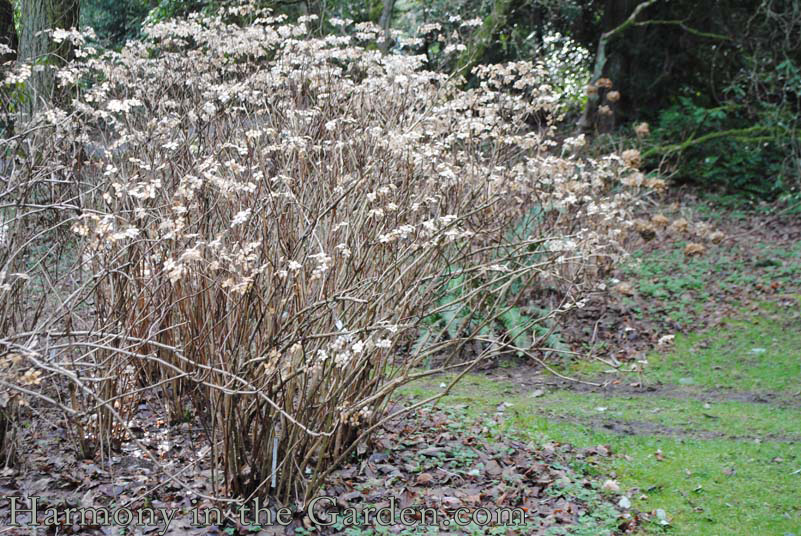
[18,0,79,117]
[0,0,16,61]
[378,0,396,53]
[454,0,520,77]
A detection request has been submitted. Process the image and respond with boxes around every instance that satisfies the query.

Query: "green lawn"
[647,304,801,395]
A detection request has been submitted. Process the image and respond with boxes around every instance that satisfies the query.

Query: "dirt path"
[487,366,801,408]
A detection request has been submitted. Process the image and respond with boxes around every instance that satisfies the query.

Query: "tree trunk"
[454,0,520,77]
[378,0,396,53]
[0,0,16,61]
[18,0,79,117]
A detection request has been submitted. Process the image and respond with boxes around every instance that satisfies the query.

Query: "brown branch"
[634,19,732,40]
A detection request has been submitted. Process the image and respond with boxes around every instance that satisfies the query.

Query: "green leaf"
[500,307,532,352]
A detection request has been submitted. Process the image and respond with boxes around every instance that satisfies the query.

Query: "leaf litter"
[0,402,627,535]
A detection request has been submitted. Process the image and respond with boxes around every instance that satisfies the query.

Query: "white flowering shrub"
[0,3,651,502]
[536,30,592,115]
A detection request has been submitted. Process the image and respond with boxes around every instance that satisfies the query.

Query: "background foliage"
[80,0,156,45]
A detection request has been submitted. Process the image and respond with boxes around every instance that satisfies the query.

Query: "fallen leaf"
[657,334,675,346]
[615,282,635,296]
[441,496,462,510]
[602,479,620,492]
[485,459,503,477]
[416,472,434,486]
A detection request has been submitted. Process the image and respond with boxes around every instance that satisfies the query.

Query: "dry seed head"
[634,220,657,241]
[646,178,667,192]
[596,77,613,89]
[671,218,690,233]
[621,172,645,188]
[622,149,642,169]
[684,243,706,256]
[651,214,670,228]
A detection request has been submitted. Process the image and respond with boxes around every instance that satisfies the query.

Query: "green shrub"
[645,96,796,199]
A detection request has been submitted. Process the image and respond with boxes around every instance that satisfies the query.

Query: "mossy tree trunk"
[378,0,395,53]
[18,0,79,118]
[454,0,520,77]
[0,0,16,61]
